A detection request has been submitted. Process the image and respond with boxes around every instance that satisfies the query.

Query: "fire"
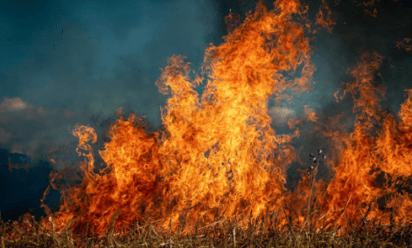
[315,51,412,232]
[316,0,336,33]
[34,0,412,242]
[41,0,314,237]
[397,38,412,51]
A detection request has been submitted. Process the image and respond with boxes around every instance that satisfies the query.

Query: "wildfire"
[397,38,412,51]
[32,0,412,242]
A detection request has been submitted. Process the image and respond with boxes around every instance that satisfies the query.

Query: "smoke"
[0,0,411,222]
[0,0,218,160]
[0,0,218,221]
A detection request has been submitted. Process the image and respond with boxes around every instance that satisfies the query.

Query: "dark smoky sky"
[0,0,411,221]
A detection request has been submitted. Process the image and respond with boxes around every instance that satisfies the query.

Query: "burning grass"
[2,204,412,247]
[3,0,412,246]
[3,152,412,247]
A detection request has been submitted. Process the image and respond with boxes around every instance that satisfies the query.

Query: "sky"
[0,0,411,222]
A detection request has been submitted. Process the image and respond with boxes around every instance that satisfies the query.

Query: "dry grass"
[1,210,412,248]
[3,152,412,247]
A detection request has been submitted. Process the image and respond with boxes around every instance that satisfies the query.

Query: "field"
[2,0,412,247]
[2,209,412,247]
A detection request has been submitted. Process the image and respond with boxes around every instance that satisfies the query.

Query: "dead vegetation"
[2,203,412,248]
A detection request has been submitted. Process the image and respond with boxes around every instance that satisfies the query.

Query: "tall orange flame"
[41,0,315,236]
[315,51,412,233]
[37,0,412,241]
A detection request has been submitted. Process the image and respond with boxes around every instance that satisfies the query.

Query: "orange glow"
[397,38,412,51]
[315,51,412,233]
[32,0,412,243]
[364,8,378,18]
[316,0,336,33]
[41,0,315,237]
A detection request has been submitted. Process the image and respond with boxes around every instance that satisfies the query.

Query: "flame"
[41,0,315,237]
[33,0,412,242]
[315,51,412,233]
[396,38,412,51]
[316,0,336,33]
